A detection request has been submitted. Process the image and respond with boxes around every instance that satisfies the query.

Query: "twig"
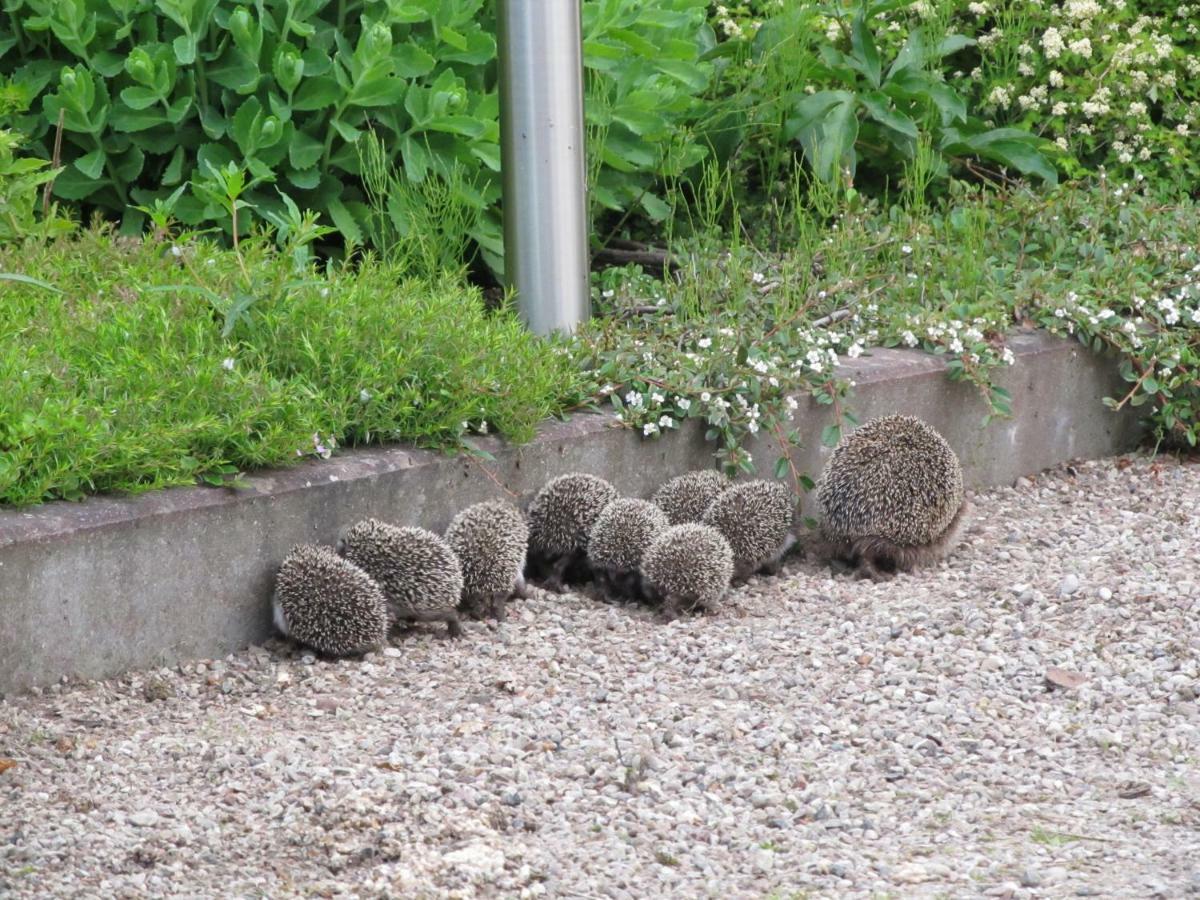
[465,452,519,499]
[593,245,681,275]
[616,304,666,320]
[1111,357,1158,411]
[811,308,851,328]
[42,109,64,219]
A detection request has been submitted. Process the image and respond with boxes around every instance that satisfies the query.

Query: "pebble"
[1059,573,1081,596]
[0,455,1195,898]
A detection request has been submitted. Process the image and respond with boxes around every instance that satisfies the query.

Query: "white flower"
[222,357,236,371]
[676,397,691,411]
[901,330,918,347]
[1048,70,1064,88]
[901,244,913,255]
[643,423,659,436]
[1001,347,1016,365]
[747,421,760,434]
[651,392,665,404]
[602,289,615,298]
[479,420,488,434]
[752,272,766,284]
[700,391,712,403]
[949,338,964,353]
[785,396,799,411]
[625,391,643,408]
[1178,124,1190,135]
[697,337,713,349]
[846,342,864,359]
[1042,27,1065,59]
[170,245,183,258]
[1068,37,1093,58]
[359,389,371,402]
[658,415,674,429]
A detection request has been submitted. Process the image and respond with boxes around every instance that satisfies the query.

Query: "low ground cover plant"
[0,226,580,506]
[570,175,1200,484]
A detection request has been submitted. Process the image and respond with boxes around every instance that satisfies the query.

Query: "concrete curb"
[0,330,1145,693]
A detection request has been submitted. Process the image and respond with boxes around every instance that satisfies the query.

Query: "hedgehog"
[525,473,619,591]
[337,519,465,637]
[651,470,732,525]
[814,414,969,581]
[444,500,531,620]
[586,498,670,600]
[641,524,735,621]
[701,479,797,582]
[272,544,389,656]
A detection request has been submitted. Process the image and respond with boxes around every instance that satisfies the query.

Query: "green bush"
[0,0,715,268]
[0,227,580,507]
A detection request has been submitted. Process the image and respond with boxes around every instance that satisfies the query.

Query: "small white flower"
[651,392,665,404]
[752,272,766,284]
[700,391,712,402]
[625,391,643,408]
[359,389,371,402]
[1001,347,1016,365]
[320,287,330,297]
[747,421,760,434]
[222,357,236,371]
[901,244,913,255]
[698,337,713,349]
[785,396,799,411]
[643,423,659,437]
[479,420,488,434]
[676,398,691,411]
[658,415,674,429]
[602,289,615,298]
[846,342,863,359]
[170,245,183,257]
[901,330,918,347]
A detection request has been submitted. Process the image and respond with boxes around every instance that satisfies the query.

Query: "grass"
[0,227,581,507]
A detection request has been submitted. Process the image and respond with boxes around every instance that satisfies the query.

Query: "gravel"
[2,454,1198,898]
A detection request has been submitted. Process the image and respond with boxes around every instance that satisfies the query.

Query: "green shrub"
[0,0,715,267]
[0,227,580,507]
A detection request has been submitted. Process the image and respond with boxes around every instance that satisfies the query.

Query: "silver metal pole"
[497,0,591,335]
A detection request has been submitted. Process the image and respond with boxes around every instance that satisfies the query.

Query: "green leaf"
[773,456,790,479]
[0,272,62,293]
[850,9,881,88]
[392,41,437,78]
[821,424,842,448]
[288,131,324,170]
[860,91,918,138]
[325,196,363,245]
[292,77,342,111]
[75,148,106,179]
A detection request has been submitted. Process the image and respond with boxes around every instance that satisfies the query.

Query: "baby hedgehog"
[641,524,734,621]
[272,544,388,656]
[525,473,619,592]
[815,414,968,580]
[701,479,797,581]
[338,519,465,637]
[586,498,670,599]
[652,470,731,525]
[444,500,531,620]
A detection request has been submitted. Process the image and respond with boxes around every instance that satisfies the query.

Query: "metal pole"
[497,0,591,335]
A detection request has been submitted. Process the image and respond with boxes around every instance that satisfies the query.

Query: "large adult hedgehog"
[444,500,531,620]
[652,470,731,525]
[525,473,619,592]
[272,545,389,656]
[641,524,734,621]
[338,519,464,637]
[586,498,669,599]
[814,414,968,580]
[701,479,797,581]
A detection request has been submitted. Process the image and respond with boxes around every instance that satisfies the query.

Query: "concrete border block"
[0,331,1145,693]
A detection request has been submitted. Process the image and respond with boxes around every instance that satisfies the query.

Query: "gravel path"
[2,454,1198,899]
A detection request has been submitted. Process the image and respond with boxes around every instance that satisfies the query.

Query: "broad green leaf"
[288,130,324,170]
[860,91,918,138]
[292,76,342,111]
[75,147,106,179]
[392,41,437,78]
[0,273,62,292]
[325,195,363,245]
[850,9,881,88]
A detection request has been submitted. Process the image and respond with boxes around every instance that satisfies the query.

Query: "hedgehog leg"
[512,573,534,600]
[759,532,799,576]
[488,590,509,621]
[850,535,902,582]
[658,594,684,623]
[406,608,464,637]
[542,554,573,593]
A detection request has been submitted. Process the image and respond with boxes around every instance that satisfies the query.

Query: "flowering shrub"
[573,177,1200,485]
[962,0,1200,188]
[708,0,1200,191]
